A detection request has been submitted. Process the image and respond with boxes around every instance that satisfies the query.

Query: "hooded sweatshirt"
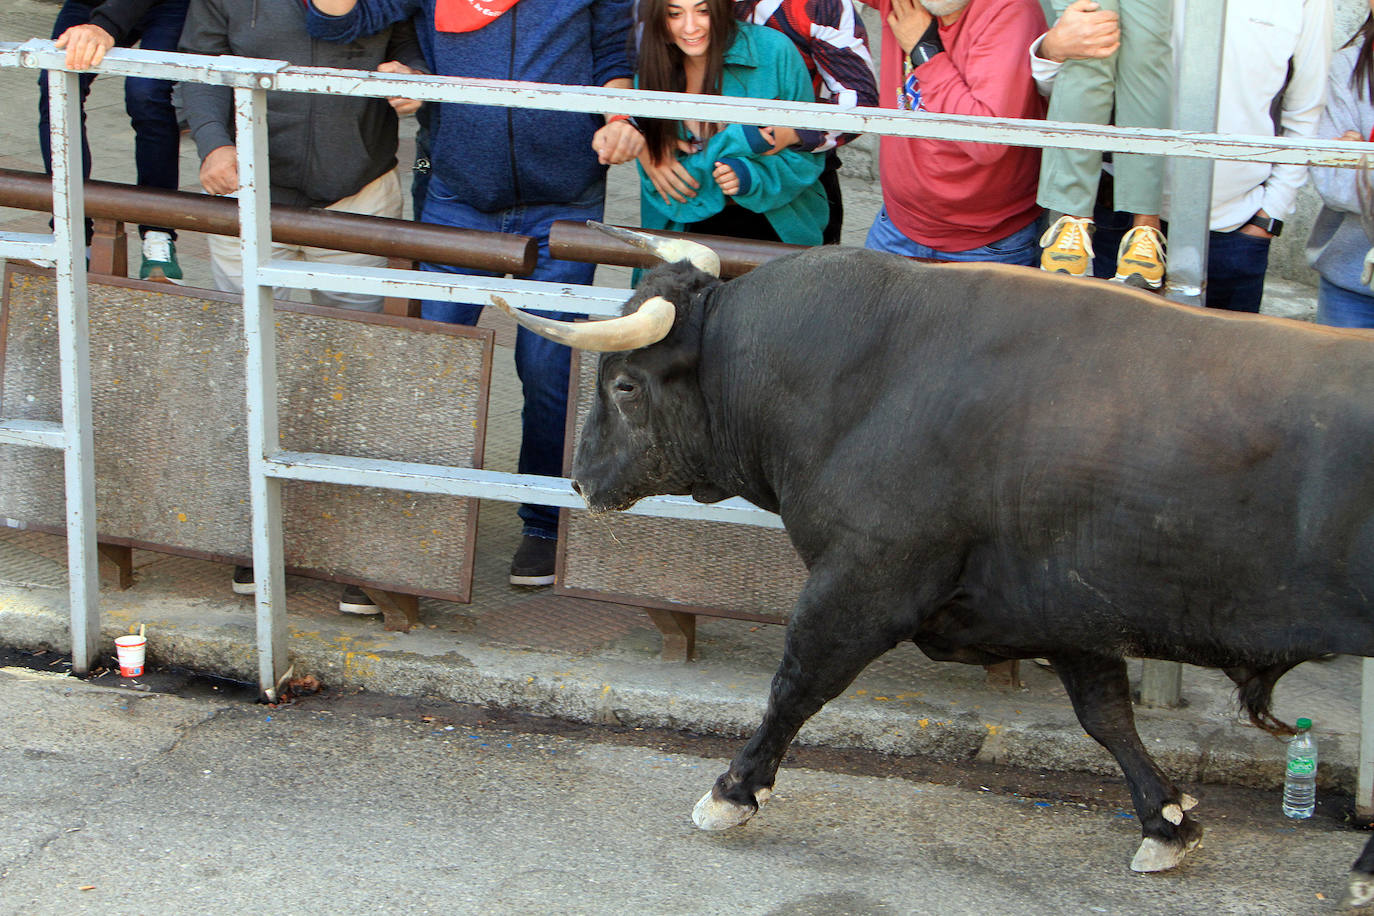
[305,0,633,213]
[176,0,425,208]
[1308,41,1374,295]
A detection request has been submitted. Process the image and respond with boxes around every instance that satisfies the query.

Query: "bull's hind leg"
[693,572,905,830]
[1051,653,1203,872]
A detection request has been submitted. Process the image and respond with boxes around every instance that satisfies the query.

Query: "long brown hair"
[636,0,738,165]
[1348,13,1374,100]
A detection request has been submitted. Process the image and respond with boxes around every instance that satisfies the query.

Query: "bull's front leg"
[694,570,906,830]
[1052,653,1203,872]
[1344,830,1374,906]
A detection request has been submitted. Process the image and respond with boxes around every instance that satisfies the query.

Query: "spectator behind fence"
[604,0,828,248]
[304,0,635,589]
[1031,0,1332,311]
[860,0,1047,265]
[176,0,425,614]
[1036,0,1170,290]
[39,0,189,280]
[1308,8,1374,329]
[736,0,877,244]
[632,0,878,244]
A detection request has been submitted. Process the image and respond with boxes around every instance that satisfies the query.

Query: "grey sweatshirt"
[1307,42,1374,294]
[175,0,424,208]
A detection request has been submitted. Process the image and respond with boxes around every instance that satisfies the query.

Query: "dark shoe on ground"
[232,565,255,595]
[338,584,382,615]
[509,535,557,587]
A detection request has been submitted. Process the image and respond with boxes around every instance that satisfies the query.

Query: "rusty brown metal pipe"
[549,220,803,278]
[0,168,537,276]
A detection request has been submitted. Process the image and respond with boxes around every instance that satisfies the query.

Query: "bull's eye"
[613,379,637,395]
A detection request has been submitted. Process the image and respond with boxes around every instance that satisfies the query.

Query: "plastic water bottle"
[1282,717,1318,819]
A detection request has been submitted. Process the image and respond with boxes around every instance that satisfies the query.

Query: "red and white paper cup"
[114,634,146,677]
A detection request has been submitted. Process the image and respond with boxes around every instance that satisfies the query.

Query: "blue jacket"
[307,0,632,213]
[638,24,827,247]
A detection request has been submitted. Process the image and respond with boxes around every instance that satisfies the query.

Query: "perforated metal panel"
[556,348,804,622]
[0,265,491,600]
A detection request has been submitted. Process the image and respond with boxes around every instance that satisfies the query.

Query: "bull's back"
[711,249,1374,657]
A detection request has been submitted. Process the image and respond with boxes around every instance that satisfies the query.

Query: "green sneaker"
[139,230,182,281]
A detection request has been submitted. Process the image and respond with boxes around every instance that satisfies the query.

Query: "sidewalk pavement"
[0,0,1353,804]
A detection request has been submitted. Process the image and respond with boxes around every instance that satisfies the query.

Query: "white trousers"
[207,167,403,312]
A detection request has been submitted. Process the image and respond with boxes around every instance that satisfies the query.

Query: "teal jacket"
[638,24,827,247]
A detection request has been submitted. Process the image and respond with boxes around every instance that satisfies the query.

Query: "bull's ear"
[639,334,700,379]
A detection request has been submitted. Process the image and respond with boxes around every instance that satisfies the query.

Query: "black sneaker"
[338,585,382,615]
[509,535,557,587]
[232,565,255,595]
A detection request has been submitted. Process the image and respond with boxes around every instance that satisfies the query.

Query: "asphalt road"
[0,663,1366,915]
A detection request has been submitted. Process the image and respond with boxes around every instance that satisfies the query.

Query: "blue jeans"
[410,103,433,219]
[419,173,604,540]
[1317,277,1374,328]
[38,0,187,241]
[1090,206,1270,313]
[865,206,1038,265]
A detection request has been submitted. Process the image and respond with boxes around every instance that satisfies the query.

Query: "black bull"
[515,243,1374,899]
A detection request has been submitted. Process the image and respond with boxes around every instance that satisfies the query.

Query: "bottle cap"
[1296,717,1312,730]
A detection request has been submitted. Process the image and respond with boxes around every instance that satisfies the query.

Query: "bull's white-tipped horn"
[490,295,676,352]
[588,220,721,277]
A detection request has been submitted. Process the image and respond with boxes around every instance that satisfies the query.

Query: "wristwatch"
[908,20,944,68]
[1245,213,1283,237]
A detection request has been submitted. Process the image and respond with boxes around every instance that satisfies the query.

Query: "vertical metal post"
[1162,0,1225,307]
[49,69,101,675]
[235,83,288,702]
[1359,659,1374,819]
[1139,0,1226,708]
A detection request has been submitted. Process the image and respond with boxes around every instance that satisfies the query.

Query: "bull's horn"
[588,221,721,277]
[490,295,676,352]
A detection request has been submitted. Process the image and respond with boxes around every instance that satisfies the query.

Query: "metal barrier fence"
[4,29,1374,807]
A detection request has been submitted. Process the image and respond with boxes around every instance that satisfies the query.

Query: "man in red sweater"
[861,0,1046,263]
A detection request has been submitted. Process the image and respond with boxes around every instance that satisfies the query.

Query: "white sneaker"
[140,230,183,282]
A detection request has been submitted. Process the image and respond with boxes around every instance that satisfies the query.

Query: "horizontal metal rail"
[550,221,803,276]
[8,40,1369,170]
[0,167,536,274]
[267,453,784,528]
[0,419,66,450]
[0,231,57,263]
[257,260,629,316]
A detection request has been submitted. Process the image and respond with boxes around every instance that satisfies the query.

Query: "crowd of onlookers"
[31,0,1374,602]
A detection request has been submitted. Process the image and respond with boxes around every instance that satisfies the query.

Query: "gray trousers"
[1037,0,1172,217]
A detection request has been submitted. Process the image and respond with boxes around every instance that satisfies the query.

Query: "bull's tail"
[1222,664,1301,737]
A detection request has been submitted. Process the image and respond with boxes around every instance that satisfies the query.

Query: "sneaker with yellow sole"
[1113,225,1166,290]
[1038,215,1095,277]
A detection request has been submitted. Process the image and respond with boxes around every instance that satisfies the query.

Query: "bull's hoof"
[1344,872,1374,908]
[1130,829,1202,874]
[692,786,772,831]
